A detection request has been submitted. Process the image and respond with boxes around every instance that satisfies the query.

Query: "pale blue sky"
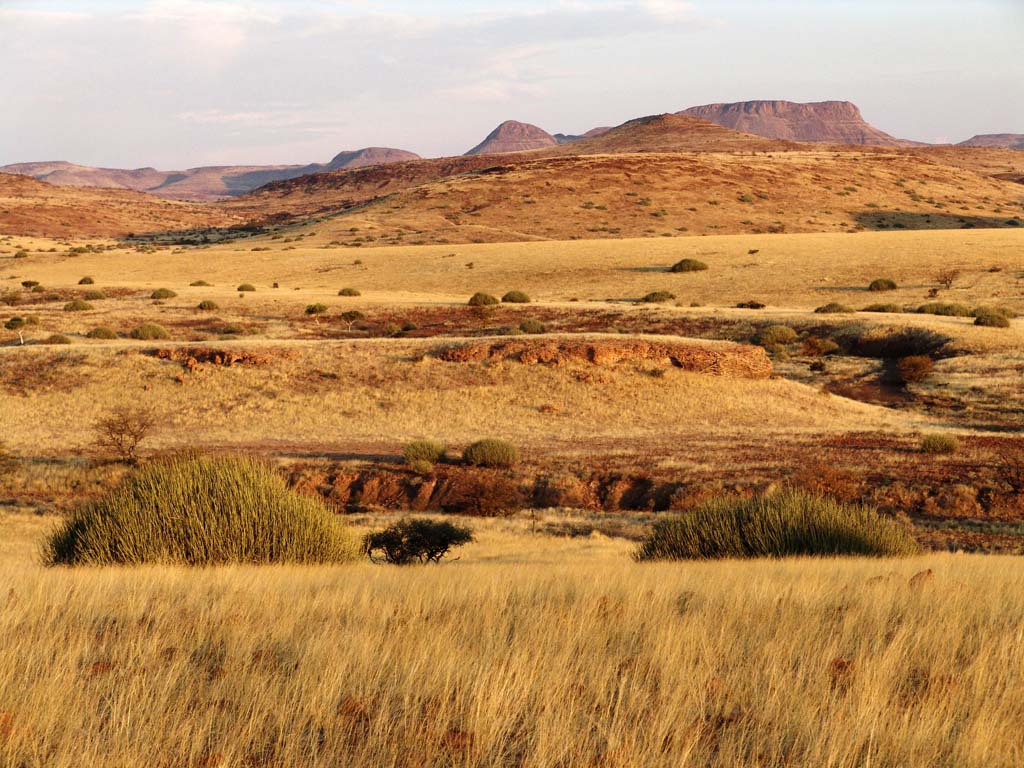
[1,0,1022,168]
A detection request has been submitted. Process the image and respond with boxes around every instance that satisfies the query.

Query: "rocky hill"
[465,121,558,155]
[958,134,1024,150]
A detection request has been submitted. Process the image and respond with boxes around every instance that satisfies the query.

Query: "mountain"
[0,147,420,202]
[958,134,1024,150]
[465,121,558,155]
[554,127,613,144]
[680,100,908,146]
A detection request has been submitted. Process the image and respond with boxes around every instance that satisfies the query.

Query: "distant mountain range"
[958,134,1024,150]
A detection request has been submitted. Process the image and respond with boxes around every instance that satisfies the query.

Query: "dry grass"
[1,513,1023,767]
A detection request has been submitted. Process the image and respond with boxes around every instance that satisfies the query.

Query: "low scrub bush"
[150,288,177,300]
[802,336,839,356]
[463,439,519,468]
[973,308,1011,328]
[237,283,256,292]
[130,323,170,340]
[735,300,766,309]
[861,303,903,313]
[519,318,546,334]
[305,303,328,316]
[43,334,72,345]
[844,326,949,358]
[641,291,675,303]
[197,300,219,311]
[468,292,499,306]
[4,317,25,331]
[363,518,473,565]
[190,280,212,287]
[868,278,898,292]
[756,325,797,347]
[338,288,361,297]
[635,490,919,560]
[895,355,934,384]
[78,276,95,285]
[63,299,93,312]
[815,302,855,314]
[916,302,972,317]
[83,290,106,301]
[44,453,357,566]
[669,258,708,273]
[403,440,446,465]
[501,290,531,303]
[86,326,118,340]
[921,434,958,454]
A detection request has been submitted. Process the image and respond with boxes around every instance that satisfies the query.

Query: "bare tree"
[934,268,961,291]
[94,406,157,464]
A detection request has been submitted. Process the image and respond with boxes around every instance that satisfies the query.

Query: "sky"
[1,0,1022,168]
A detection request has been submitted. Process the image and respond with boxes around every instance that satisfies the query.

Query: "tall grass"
[636,490,919,560]
[44,453,357,566]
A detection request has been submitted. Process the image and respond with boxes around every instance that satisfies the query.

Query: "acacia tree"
[94,406,157,464]
[363,519,474,564]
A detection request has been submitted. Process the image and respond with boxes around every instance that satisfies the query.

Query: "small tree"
[934,268,960,290]
[363,519,474,564]
[94,406,157,464]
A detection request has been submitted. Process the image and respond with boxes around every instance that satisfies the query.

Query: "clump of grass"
[237,284,256,292]
[756,325,797,347]
[815,302,855,314]
[63,299,93,312]
[338,288,361,297]
[305,303,328,316]
[130,323,170,340]
[735,299,766,309]
[973,308,1012,327]
[78,276,95,285]
[896,355,934,384]
[190,280,212,287]
[921,434,958,454]
[501,290,531,304]
[802,337,839,356]
[636,490,919,560]
[868,278,898,292]
[916,302,972,317]
[468,292,499,306]
[83,290,106,301]
[197,300,219,311]
[519,318,546,334]
[861,303,903,313]
[44,453,358,566]
[669,258,708,273]
[463,439,519,468]
[87,326,118,340]
[150,288,177,300]
[43,334,72,345]
[641,291,675,303]
[403,440,446,465]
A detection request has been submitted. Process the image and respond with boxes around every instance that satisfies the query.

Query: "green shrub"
[641,291,675,303]
[468,292,499,306]
[861,303,903,313]
[150,288,177,300]
[338,287,361,297]
[815,302,855,314]
[63,299,93,312]
[501,290,531,303]
[669,258,708,273]
[87,326,118,340]
[4,317,25,331]
[21,280,38,289]
[409,459,435,476]
[403,440,446,465]
[78,276,95,285]
[868,278,898,292]
[363,518,473,565]
[197,300,219,311]
[237,283,256,292]
[13,251,28,259]
[44,453,358,566]
[921,434,958,454]
[190,280,212,287]
[305,303,328,316]
[519,318,547,334]
[635,490,919,560]
[975,306,1018,319]
[83,290,106,301]
[973,308,1013,327]
[463,439,519,468]
[43,334,72,345]
[916,302,972,317]
[735,300,766,309]
[130,323,170,340]
[756,325,797,347]
[895,355,934,384]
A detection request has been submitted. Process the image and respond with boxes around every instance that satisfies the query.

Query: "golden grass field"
[3,513,1024,767]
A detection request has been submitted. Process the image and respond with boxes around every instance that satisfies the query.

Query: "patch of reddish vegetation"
[151,347,282,373]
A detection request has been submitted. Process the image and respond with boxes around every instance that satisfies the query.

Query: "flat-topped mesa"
[464,120,558,155]
[680,100,907,146]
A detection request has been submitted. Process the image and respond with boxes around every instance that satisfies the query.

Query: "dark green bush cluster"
[669,258,708,273]
[641,291,675,303]
[237,283,256,292]
[462,439,519,468]
[363,518,473,565]
[338,287,361,297]
[150,288,177,300]
[501,290,531,303]
[83,290,106,301]
[197,300,219,311]
[305,303,328,316]
[868,278,898,292]
[45,453,357,566]
[468,292,499,306]
[635,490,919,560]
[861,303,903,313]
[78,276,95,285]
[815,302,855,314]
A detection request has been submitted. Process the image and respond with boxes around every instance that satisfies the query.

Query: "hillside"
[959,134,1024,150]
[681,100,909,146]
[465,121,558,155]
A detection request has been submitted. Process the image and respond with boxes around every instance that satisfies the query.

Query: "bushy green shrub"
[78,276,95,285]
[87,326,118,340]
[669,258,708,273]
[237,283,256,292]
[463,439,519,468]
[921,434,958,454]
[403,440,446,465]
[895,355,934,384]
[197,300,219,311]
[815,302,855,314]
[63,299,93,312]
[150,288,177,300]
[409,459,435,476]
[338,287,361,297]
[868,278,898,292]
[190,280,212,287]
[519,318,547,334]
[973,308,1012,327]
[468,292,499,306]
[635,490,919,560]
[305,303,328,316]
[130,323,170,340]
[363,518,473,565]
[641,291,675,303]
[44,453,358,566]
[83,290,106,301]
[916,302,972,317]
[756,325,797,347]
[501,290,531,303]
[43,334,72,345]
[861,303,903,313]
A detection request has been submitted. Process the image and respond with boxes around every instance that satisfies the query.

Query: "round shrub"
[519,318,547,334]
[150,288,177,300]
[462,439,519,469]
[130,323,170,340]
[338,288,361,297]
[635,490,919,560]
[735,299,766,309]
[916,302,972,317]
[43,334,72,345]
[861,303,903,313]
[669,258,708,273]
[409,459,435,476]
[363,518,473,565]
[468,292,499,306]
[756,325,797,347]
[896,355,934,384]
[305,303,328,316]
[190,280,212,287]
[641,291,675,303]
[815,302,855,314]
[921,434,958,455]
[197,300,219,311]
[973,308,1011,328]
[237,284,256,292]
[44,453,358,566]
[868,278,898,292]
[64,299,93,312]
[87,326,118,340]
[78,276,95,285]
[802,336,839,356]
[21,280,39,289]
[501,290,531,304]
[83,290,106,301]
[4,317,25,331]
[403,440,446,465]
